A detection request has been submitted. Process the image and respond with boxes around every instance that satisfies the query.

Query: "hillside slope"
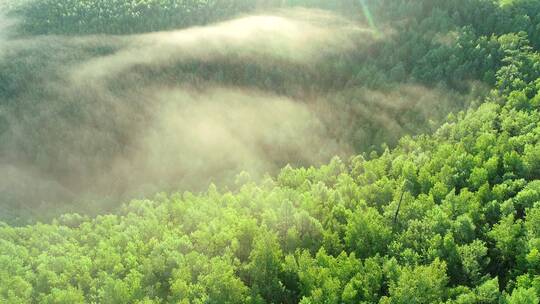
[2,34,540,303]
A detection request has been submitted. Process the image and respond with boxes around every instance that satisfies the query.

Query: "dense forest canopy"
[2,0,540,303]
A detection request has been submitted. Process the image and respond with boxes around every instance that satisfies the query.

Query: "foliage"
[3,0,540,302]
[2,52,540,301]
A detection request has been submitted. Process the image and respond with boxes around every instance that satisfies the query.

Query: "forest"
[2,0,540,303]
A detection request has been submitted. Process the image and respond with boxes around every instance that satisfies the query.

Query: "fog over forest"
[0,6,482,222]
[2,1,540,303]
